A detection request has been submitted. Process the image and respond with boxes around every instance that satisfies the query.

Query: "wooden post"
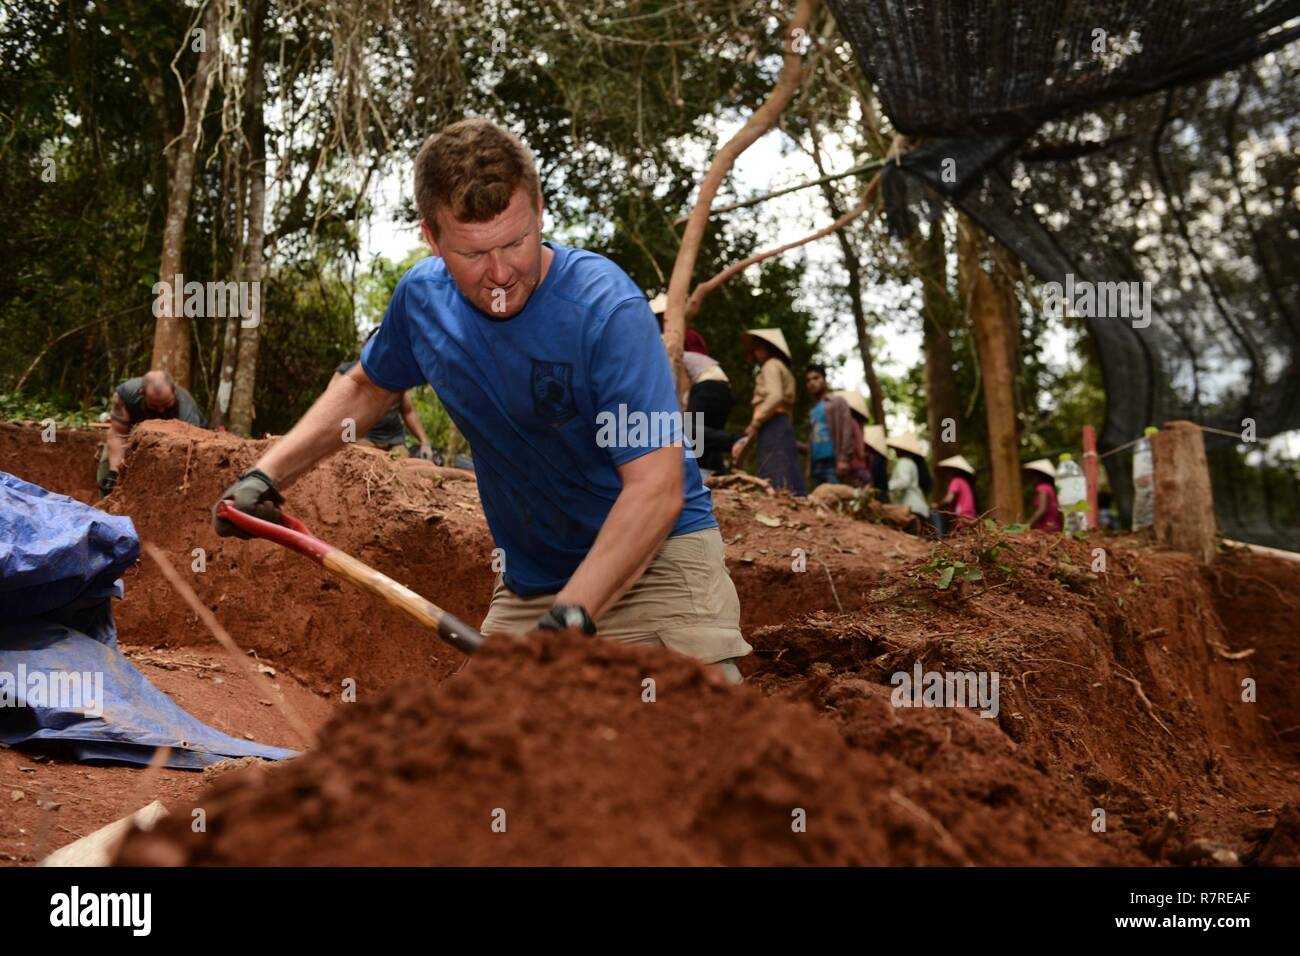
[1082,424,1099,531]
[1151,420,1217,563]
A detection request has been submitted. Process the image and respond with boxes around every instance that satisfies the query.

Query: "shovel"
[215,501,485,655]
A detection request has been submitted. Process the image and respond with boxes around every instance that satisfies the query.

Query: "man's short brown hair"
[414,119,541,235]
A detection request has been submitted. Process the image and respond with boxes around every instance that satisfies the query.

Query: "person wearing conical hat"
[934,454,979,533]
[734,329,806,495]
[831,389,884,490]
[804,365,864,489]
[887,431,933,535]
[1023,458,1062,532]
[862,423,890,495]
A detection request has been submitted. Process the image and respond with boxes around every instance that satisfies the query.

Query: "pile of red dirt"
[115,630,1111,866]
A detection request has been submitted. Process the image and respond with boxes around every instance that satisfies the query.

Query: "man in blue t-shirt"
[213,119,750,681]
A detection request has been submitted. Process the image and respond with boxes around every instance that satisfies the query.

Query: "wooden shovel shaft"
[215,502,485,655]
[320,548,484,654]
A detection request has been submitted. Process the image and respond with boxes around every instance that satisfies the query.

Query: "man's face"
[143,385,176,413]
[422,188,546,319]
[805,370,826,398]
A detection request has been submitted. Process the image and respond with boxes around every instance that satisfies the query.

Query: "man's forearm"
[106,428,128,471]
[256,372,397,488]
[555,485,682,621]
[403,405,431,445]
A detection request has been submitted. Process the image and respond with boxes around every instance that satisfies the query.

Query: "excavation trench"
[0,421,1295,865]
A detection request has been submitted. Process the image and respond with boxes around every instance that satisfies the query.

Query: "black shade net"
[827,0,1300,549]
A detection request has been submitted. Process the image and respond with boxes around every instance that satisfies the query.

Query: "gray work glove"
[416,443,435,461]
[213,468,285,538]
[99,470,118,498]
[534,604,597,636]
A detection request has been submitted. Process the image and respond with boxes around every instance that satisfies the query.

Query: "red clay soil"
[2,421,1297,865]
[0,421,104,503]
[117,518,1300,867]
[745,528,1300,865]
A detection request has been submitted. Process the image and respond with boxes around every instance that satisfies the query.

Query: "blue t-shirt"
[809,400,833,462]
[361,243,717,596]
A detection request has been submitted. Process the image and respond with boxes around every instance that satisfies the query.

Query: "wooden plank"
[38,800,169,868]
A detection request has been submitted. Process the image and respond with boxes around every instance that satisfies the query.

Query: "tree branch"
[687,169,881,313]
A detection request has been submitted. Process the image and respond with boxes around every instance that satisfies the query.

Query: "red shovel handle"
[213,500,485,655]
[216,500,328,561]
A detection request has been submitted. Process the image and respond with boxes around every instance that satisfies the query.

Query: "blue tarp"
[0,472,297,769]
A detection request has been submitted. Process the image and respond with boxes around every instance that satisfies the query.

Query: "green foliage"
[251,257,359,435]
[0,393,106,427]
[408,385,457,453]
[919,545,985,590]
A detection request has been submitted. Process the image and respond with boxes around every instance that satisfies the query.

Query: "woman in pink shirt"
[935,455,979,533]
[1023,459,1062,532]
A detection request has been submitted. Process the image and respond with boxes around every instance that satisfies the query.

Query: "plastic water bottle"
[1131,426,1157,531]
[1057,453,1087,537]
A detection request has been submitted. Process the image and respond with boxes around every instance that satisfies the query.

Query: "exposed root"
[1115,667,1174,738]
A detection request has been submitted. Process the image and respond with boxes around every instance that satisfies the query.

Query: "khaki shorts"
[481,527,751,665]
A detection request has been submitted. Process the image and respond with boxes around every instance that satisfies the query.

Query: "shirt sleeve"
[589,297,683,466]
[750,359,786,426]
[113,382,137,426]
[176,388,208,428]
[360,277,425,391]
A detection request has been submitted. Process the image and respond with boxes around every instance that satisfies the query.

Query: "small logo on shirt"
[530,359,577,424]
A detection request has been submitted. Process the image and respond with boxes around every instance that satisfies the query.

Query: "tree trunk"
[211,312,242,430]
[808,131,886,426]
[210,107,248,429]
[959,216,1022,522]
[149,0,221,389]
[227,0,265,437]
[909,224,960,464]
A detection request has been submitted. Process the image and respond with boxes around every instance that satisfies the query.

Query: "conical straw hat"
[937,454,975,475]
[886,431,925,457]
[1022,458,1056,480]
[863,425,889,456]
[833,390,870,422]
[744,328,791,360]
